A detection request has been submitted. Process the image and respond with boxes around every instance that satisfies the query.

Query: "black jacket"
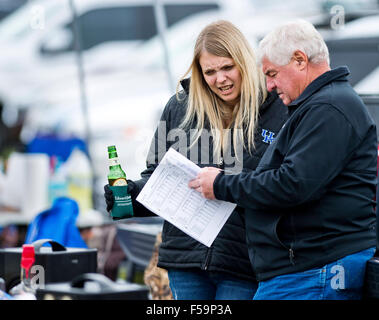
[214,67,377,281]
[130,78,287,281]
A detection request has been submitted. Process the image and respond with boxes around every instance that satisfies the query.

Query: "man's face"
[262,56,304,106]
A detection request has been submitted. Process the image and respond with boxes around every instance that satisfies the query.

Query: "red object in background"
[21,245,35,278]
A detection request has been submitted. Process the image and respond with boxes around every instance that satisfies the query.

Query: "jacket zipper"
[289,244,295,266]
[274,218,296,266]
[218,155,224,169]
[289,213,296,266]
[203,247,212,270]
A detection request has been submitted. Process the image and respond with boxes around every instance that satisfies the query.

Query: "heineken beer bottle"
[107,145,133,219]
[107,145,127,186]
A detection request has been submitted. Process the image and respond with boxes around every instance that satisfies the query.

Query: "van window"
[76,6,157,50]
[164,3,219,26]
[326,36,379,86]
[42,2,220,53]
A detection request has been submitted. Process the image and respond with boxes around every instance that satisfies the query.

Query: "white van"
[0,0,221,113]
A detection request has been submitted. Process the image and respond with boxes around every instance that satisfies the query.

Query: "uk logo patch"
[262,129,275,144]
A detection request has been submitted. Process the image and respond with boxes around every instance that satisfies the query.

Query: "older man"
[189,20,377,300]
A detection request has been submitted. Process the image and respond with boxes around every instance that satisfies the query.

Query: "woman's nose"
[216,71,227,83]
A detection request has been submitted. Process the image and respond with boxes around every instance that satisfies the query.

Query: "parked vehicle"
[322,14,379,93]
[0,0,221,114]
[321,0,379,22]
[0,0,26,20]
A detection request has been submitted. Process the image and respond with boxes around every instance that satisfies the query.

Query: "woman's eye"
[204,70,215,76]
[223,65,233,70]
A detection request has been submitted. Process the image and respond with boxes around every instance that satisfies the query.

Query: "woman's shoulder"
[161,90,188,124]
[163,78,190,113]
[165,90,188,111]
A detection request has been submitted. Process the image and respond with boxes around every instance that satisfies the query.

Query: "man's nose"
[266,78,276,92]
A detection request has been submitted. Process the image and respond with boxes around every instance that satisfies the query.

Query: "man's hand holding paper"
[188,167,221,200]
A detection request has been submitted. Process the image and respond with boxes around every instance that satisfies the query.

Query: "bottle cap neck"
[108,151,118,158]
[108,145,117,152]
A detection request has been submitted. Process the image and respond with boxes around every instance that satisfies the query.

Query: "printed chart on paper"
[137,148,236,247]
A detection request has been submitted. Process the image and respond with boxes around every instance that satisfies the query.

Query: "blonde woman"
[104,20,287,299]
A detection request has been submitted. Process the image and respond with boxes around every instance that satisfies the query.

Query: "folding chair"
[116,221,163,282]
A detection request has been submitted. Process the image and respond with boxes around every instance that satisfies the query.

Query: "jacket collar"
[180,77,191,94]
[288,66,350,111]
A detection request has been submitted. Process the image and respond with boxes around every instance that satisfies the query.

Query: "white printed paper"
[136,148,236,247]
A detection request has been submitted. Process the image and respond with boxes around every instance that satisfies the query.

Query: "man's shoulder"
[303,81,375,137]
[305,80,361,112]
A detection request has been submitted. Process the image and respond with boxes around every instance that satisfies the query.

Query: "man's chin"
[279,96,290,106]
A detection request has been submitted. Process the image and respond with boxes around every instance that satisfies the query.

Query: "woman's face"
[199,50,242,107]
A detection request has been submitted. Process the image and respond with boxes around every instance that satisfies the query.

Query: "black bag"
[0,239,97,292]
[363,185,379,300]
[36,273,149,300]
[364,251,379,299]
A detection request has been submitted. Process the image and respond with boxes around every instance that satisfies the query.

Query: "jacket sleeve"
[128,95,176,217]
[214,105,362,211]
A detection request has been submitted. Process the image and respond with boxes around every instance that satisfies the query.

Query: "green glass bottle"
[107,145,127,186]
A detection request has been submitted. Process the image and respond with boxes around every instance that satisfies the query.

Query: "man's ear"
[292,50,308,70]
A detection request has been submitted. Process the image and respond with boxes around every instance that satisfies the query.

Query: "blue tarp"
[25,197,87,248]
[26,135,87,162]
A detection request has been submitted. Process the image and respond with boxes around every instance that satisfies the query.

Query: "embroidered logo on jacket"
[261,129,275,144]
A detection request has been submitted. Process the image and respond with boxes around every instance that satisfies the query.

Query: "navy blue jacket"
[214,67,377,281]
[130,78,288,281]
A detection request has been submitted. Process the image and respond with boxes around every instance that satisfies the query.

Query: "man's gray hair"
[258,19,330,66]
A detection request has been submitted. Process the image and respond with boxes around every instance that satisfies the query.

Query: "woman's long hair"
[178,20,267,161]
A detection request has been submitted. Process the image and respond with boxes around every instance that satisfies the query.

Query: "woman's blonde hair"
[178,20,267,160]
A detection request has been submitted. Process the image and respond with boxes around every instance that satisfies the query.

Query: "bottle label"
[109,185,133,219]
[109,158,120,166]
[113,178,127,186]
